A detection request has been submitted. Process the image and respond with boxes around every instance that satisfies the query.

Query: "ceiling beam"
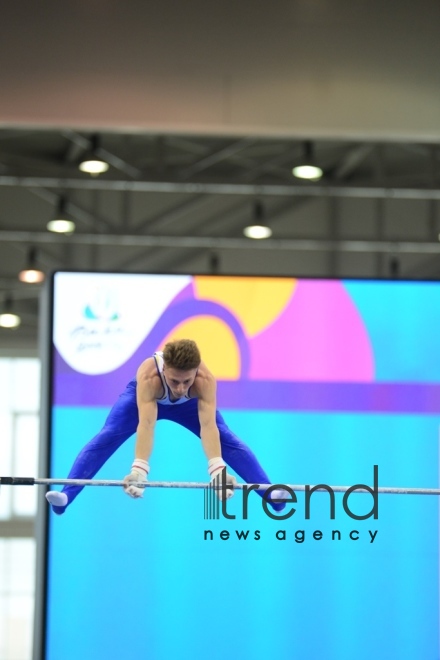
[333,144,374,180]
[179,138,256,178]
[3,175,440,200]
[27,187,117,232]
[1,229,440,255]
[61,130,141,179]
[134,195,211,233]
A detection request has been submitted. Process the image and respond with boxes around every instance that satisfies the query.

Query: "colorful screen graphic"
[42,273,440,660]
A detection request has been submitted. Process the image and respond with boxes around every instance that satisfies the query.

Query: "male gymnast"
[46,339,286,514]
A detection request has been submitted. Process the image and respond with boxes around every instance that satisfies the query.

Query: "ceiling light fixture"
[79,159,109,175]
[78,134,109,176]
[0,297,21,328]
[47,219,76,233]
[243,225,273,239]
[243,200,272,240]
[18,247,45,284]
[47,197,76,234]
[292,141,323,181]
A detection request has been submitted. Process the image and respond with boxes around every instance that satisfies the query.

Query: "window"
[0,539,36,660]
[0,358,40,660]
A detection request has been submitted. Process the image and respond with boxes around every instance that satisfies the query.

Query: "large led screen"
[41,273,440,660]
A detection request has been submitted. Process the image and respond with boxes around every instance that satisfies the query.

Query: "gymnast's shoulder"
[135,357,161,389]
[191,361,216,397]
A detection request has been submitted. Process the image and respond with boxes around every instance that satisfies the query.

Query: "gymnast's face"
[163,366,198,399]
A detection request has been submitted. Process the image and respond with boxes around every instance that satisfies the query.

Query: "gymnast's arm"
[196,368,236,498]
[197,370,222,460]
[122,360,158,498]
[134,364,158,462]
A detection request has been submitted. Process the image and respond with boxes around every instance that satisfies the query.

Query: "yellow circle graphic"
[160,316,240,379]
[194,276,296,337]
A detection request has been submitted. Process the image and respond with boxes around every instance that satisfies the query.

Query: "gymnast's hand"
[208,458,237,500]
[123,459,150,498]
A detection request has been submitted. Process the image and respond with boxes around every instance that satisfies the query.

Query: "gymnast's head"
[162,339,201,397]
[163,339,201,371]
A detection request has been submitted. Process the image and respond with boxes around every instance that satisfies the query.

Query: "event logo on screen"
[53,272,192,375]
[59,284,128,373]
[83,288,120,322]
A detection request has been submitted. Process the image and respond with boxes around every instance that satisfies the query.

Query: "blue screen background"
[46,406,440,660]
[44,276,440,660]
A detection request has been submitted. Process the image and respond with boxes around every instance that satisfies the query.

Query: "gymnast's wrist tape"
[208,457,226,480]
[131,459,150,480]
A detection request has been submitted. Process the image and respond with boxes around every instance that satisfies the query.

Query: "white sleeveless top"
[153,351,194,406]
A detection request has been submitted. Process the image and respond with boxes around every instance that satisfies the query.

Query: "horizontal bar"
[1,476,440,495]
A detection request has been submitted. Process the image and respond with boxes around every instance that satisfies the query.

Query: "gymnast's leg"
[159,402,286,511]
[215,413,286,512]
[46,380,139,514]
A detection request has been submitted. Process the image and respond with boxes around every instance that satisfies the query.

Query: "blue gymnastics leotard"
[51,353,285,514]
